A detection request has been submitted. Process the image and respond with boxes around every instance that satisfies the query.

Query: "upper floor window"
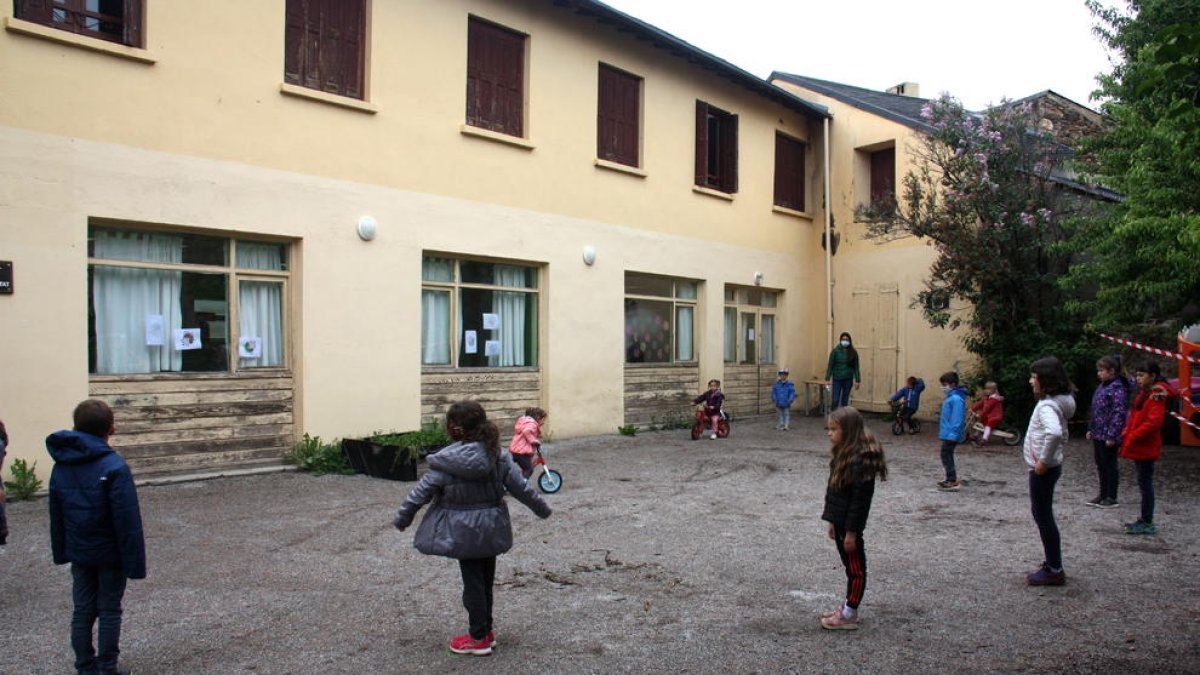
[773,133,806,211]
[869,146,895,206]
[15,0,143,47]
[724,286,777,365]
[422,256,539,368]
[625,273,698,364]
[466,17,526,138]
[88,226,290,375]
[695,100,738,193]
[597,64,641,167]
[284,0,367,100]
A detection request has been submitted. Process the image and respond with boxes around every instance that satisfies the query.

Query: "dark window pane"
[625,298,673,363]
[460,261,536,288]
[458,288,537,367]
[625,273,673,298]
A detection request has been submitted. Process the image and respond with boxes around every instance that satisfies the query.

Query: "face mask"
[941,385,950,393]
[840,340,850,347]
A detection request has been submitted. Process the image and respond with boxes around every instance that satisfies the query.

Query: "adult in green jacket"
[825,332,861,410]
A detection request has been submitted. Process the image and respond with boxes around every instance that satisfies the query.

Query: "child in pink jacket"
[508,407,547,478]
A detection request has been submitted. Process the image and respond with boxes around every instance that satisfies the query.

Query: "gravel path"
[2,413,1198,673]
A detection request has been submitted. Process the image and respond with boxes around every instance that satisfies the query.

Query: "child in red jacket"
[970,381,1005,445]
[1120,361,1174,535]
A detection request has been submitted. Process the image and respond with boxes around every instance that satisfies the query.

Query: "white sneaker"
[710,432,717,440]
[783,425,789,430]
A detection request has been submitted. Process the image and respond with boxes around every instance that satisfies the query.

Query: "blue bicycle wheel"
[538,470,563,494]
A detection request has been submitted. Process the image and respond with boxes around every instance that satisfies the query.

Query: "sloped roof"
[546,1,830,120]
[769,72,934,132]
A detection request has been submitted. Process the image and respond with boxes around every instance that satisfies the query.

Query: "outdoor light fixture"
[582,245,597,266]
[754,271,764,286]
[356,216,378,241]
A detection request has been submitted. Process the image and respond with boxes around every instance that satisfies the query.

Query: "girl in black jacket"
[819,406,887,630]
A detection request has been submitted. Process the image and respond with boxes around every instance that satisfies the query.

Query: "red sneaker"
[448,633,493,656]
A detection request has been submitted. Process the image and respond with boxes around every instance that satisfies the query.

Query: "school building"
[0,0,987,477]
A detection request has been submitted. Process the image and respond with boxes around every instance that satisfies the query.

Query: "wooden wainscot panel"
[623,364,699,427]
[90,372,295,476]
[421,369,542,435]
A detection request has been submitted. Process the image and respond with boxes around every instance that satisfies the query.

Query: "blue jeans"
[831,379,854,410]
[71,563,127,675]
[776,405,791,428]
[1135,459,1156,523]
[1029,465,1063,571]
[940,441,958,482]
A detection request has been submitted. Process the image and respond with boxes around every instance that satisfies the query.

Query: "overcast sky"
[600,0,1118,111]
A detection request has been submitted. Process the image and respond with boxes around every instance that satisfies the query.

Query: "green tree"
[1066,0,1200,340]
[857,96,1094,418]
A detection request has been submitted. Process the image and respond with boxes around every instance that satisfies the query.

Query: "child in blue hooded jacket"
[771,368,797,430]
[936,372,968,491]
[47,399,145,675]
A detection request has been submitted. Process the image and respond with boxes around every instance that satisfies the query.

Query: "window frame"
[694,100,739,194]
[87,226,291,377]
[421,255,540,369]
[773,132,807,211]
[465,16,527,138]
[723,285,777,365]
[284,0,368,101]
[14,0,143,47]
[869,146,896,206]
[597,63,642,168]
[624,273,698,365]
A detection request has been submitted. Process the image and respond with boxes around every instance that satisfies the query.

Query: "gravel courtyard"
[2,413,1198,674]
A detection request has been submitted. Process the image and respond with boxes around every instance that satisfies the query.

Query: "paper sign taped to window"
[484,340,501,357]
[482,313,500,330]
[238,336,262,358]
[464,330,478,354]
[174,328,202,351]
[145,315,165,346]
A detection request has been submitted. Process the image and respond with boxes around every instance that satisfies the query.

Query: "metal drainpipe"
[823,116,833,349]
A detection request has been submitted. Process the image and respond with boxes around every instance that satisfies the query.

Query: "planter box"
[341,439,419,481]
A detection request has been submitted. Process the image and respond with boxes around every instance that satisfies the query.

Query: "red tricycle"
[691,406,731,440]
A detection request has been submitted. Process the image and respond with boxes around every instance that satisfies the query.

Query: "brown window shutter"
[466,18,525,137]
[870,147,895,204]
[283,0,304,86]
[721,113,738,193]
[774,134,805,210]
[796,143,806,209]
[773,134,788,207]
[598,65,640,166]
[123,0,143,48]
[597,66,618,161]
[15,0,54,24]
[695,101,709,186]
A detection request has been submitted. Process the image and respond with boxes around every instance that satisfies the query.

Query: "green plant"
[618,424,638,436]
[287,434,353,475]
[4,458,43,500]
[649,413,693,431]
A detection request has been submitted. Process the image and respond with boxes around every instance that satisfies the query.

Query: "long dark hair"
[839,332,859,368]
[827,406,887,489]
[1030,356,1071,398]
[446,401,501,460]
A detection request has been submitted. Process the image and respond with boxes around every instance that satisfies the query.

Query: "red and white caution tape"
[1169,410,1200,433]
[1099,333,1200,365]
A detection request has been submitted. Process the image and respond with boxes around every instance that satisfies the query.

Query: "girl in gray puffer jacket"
[393,401,552,656]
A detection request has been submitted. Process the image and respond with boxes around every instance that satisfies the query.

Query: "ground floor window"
[422,256,539,367]
[625,273,698,363]
[724,286,777,365]
[87,226,289,375]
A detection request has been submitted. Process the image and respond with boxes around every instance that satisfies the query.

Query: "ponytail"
[446,400,501,460]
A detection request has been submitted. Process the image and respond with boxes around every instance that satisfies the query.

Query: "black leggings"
[458,557,497,640]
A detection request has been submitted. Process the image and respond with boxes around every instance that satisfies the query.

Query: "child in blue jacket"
[888,376,925,434]
[47,399,145,675]
[936,372,968,491]
[771,368,797,430]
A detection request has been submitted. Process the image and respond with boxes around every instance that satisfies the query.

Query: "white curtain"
[422,289,451,364]
[493,265,528,366]
[739,313,754,363]
[761,314,775,363]
[93,231,183,374]
[676,305,694,361]
[723,308,737,362]
[239,281,283,367]
[237,241,285,271]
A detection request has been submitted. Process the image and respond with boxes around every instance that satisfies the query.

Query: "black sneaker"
[1085,496,1103,507]
[1097,498,1119,509]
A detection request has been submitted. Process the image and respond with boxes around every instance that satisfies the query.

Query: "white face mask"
[840,340,850,347]
[941,385,950,393]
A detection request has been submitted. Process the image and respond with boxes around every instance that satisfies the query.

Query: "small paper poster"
[145,314,165,346]
[748,329,755,340]
[174,328,202,351]
[484,340,501,357]
[482,313,500,330]
[238,336,262,358]
[464,330,478,354]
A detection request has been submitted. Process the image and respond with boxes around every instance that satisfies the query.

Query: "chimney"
[886,82,920,97]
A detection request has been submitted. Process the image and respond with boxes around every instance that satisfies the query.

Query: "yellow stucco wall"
[771,81,976,413]
[0,1,830,471]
